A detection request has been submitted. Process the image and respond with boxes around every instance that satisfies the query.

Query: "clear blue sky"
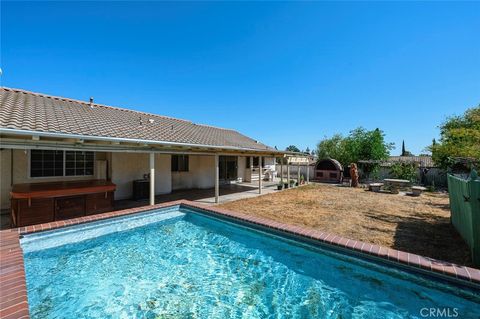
[2,1,479,155]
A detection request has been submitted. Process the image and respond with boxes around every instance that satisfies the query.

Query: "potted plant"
[277,182,283,190]
[283,181,289,189]
[300,174,305,185]
[289,179,295,187]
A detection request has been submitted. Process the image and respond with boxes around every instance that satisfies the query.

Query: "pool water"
[21,207,480,319]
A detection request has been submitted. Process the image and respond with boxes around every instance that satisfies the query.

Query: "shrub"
[390,163,418,182]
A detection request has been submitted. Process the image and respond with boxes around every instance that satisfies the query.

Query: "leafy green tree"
[430,106,480,169]
[285,145,301,153]
[316,134,346,162]
[316,128,393,168]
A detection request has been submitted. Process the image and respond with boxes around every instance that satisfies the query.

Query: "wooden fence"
[447,173,480,266]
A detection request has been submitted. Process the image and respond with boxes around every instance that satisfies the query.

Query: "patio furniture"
[411,186,427,197]
[369,183,384,192]
[10,180,116,227]
[383,179,410,194]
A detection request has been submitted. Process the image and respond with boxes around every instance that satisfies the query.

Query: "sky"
[1,1,479,155]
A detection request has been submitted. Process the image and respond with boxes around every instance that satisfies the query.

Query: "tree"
[430,106,480,169]
[304,147,311,155]
[285,145,301,153]
[401,140,414,156]
[316,134,347,162]
[316,127,393,168]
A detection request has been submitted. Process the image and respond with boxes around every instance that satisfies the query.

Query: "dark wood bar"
[10,180,116,227]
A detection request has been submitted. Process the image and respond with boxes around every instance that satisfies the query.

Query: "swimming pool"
[21,206,480,318]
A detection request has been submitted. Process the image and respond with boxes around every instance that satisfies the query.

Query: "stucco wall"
[0,150,12,210]
[0,149,108,209]
[237,156,246,182]
[110,153,171,200]
[172,155,215,190]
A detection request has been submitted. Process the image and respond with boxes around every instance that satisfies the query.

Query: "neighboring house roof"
[0,87,276,152]
[387,156,435,168]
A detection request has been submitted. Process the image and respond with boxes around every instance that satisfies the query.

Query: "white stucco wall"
[237,156,246,182]
[110,153,171,200]
[0,149,108,209]
[0,150,12,210]
[171,155,215,190]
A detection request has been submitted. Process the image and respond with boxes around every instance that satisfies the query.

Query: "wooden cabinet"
[10,180,116,227]
[55,196,86,220]
[85,192,114,215]
[11,198,55,227]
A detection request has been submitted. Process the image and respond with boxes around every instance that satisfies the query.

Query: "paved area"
[0,182,279,229]
[114,181,278,210]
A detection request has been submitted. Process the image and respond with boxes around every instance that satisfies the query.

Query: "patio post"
[306,163,310,184]
[287,161,290,185]
[297,163,300,184]
[280,158,283,184]
[259,155,262,194]
[149,152,155,205]
[215,154,219,203]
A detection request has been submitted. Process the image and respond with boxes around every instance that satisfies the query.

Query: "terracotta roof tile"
[0,87,275,151]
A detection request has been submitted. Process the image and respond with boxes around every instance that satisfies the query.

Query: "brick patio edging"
[1,200,479,318]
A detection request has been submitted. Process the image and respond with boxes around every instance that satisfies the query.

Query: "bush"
[390,163,418,182]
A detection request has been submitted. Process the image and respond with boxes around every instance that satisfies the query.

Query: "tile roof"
[0,87,276,152]
[388,156,436,168]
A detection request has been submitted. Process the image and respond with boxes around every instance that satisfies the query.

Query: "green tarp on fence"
[447,174,480,266]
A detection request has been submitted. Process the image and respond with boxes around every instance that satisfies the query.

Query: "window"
[246,157,250,168]
[66,151,94,176]
[252,157,265,168]
[30,150,94,178]
[171,155,189,172]
[30,150,64,177]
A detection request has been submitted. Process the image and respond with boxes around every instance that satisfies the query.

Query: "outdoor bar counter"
[10,180,116,227]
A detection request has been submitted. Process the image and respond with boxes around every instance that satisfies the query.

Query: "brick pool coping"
[1,200,479,318]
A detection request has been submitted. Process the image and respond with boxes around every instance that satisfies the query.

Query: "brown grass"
[219,183,473,267]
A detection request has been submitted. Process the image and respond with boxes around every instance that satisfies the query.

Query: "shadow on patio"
[114,182,277,211]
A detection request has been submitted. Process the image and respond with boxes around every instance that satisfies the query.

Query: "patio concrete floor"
[0,181,279,229]
[114,181,278,210]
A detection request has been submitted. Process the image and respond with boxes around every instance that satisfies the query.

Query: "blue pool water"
[21,207,480,318]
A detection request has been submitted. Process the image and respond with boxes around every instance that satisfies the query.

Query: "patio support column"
[287,162,290,185]
[258,156,262,194]
[306,164,310,184]
[280,158,283,184]
[215,154,219,203]
[297,164,300,185]
[149,152,155,206]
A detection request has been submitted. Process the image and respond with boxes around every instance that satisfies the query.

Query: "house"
[0,87,292,226]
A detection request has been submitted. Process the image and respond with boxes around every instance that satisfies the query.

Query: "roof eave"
[0,128,285,155]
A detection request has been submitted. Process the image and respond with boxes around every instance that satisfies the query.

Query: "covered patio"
[115,180,279,209]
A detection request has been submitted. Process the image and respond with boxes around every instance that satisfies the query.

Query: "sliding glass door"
[219,156,238,181]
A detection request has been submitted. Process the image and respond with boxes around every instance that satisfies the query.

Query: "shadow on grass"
[365,212,472,267]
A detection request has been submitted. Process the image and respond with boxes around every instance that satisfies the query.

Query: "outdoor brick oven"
[315,158,343,183]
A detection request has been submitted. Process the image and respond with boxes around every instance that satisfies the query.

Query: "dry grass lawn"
[219,183,473,267]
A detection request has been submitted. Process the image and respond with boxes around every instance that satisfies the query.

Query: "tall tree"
[430,106,480,169]
[285,145,301,153]
[401,140,413,156]
[316,127,393,167]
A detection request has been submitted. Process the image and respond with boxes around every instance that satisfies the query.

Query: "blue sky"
[2,1,479,155]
